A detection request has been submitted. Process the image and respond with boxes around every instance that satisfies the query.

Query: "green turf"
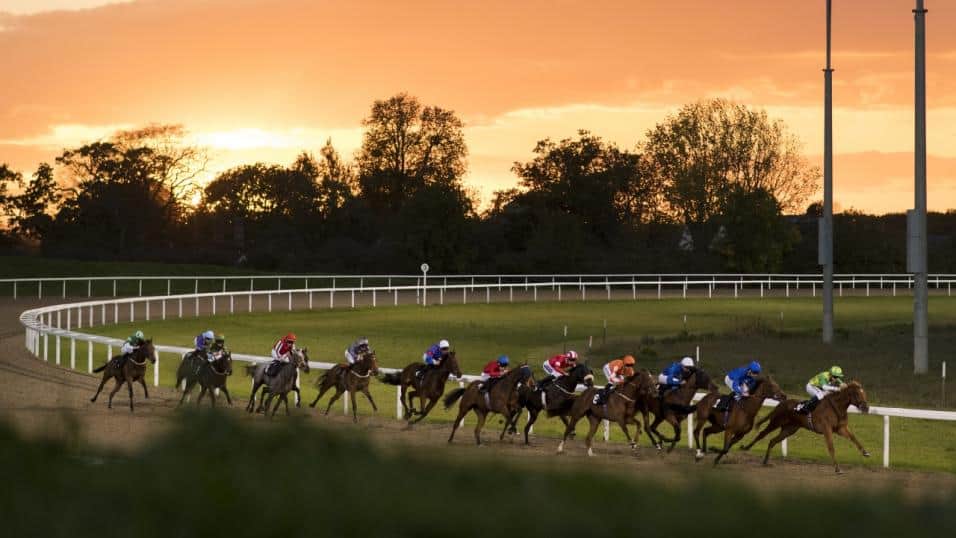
[73,296,956,473]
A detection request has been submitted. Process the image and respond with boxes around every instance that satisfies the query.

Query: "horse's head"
[754,376,786,402]
[634,370,656,397]
[365,350,380,376]
[141,339,157,364]
[844,381,869,414]
[516,363,533,383]
[690,368,717,392]
[445,351,462,378]
[295,348,311,373]
[216,351,233,376]
[570,363,594,387]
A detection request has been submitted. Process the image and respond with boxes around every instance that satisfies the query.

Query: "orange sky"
[1,0,956,213]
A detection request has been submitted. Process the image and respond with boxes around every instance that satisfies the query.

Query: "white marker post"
[421,263,429,307]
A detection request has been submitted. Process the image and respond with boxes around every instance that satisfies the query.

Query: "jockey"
[193,330,214,360]
[540,350,578,386]
[797,365,845,414]
[118,330,145,367]
[344,337,370,365]
[725,361,761,399]
[268,333,297,375]
[209,334,228,360]
[480,355,510,393]
[417,339,451,380]
[658,356,695,396]
[596,355,635,404]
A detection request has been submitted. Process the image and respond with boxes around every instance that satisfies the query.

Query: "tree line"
[2,94,954,273]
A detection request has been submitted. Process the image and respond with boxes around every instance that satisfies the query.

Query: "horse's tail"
[244,364,258,377]
[443,387,466,409]
[381,372,402,385]
[92,363,108,373]
[316,367,335,387]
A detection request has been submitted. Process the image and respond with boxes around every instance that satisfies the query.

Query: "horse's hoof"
[862,451,871,458]
[835,468,844,475]
[587,448,594,457]
[309,403,316,408]
[695,449,704,460]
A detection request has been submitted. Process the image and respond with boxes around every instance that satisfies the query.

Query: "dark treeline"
[2,94,954,273]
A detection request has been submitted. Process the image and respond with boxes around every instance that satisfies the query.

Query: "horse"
[245,348,311,416]
[178,351,234,408]
[637,368,718,452]
[557,371,654,456]
[309,350,380,422]
[175,350,206,394]
[90,339,157,412]
[692,376,787,466]
[443,364,533,445]
[380,352,462,425]
[515,363,595,445]
[742,381,871,473]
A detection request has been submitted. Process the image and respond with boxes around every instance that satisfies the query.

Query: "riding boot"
[539,375,554,388]
[798,397,819,414]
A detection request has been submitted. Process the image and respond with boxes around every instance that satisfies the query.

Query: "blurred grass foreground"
[1,413,952,537]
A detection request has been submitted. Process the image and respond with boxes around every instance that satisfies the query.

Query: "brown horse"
[380,352,462,425]
[90,339,157,412]
[636,368,718,452]
[557,371,653,456]
[309,350,380,422]
[178,351,234,408]
[742,381,871,473]
[444,364,533,445]
[515,363,595,445]
[692,376,786,466]
[245,349,311,416]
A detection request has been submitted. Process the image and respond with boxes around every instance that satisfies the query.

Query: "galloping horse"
[444,364,533,445]
[245,349,311,416]
[558,371,653,456]
[177,351,234,408]
[692,376,786,466]
[90,339,157,412]
[515,363,595,445]
[637,368,718,452]
[310,350,380,422]
[381,352,462,425]
[742,381,871,473]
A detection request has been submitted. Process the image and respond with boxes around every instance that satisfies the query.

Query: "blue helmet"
[748,360,762,374]
[497,355,510,366]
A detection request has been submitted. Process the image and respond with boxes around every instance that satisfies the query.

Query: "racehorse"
[381,352,462,425]
[692,376,786,466]
[309,350,380,422]
[742,381,871,473]
[443,364,533,445]
[90,339,157,412]
[637,368,718,452]
[558,371,653,456]
[245,348,311,416]
[177,351,234,408]
[515,363,595,445]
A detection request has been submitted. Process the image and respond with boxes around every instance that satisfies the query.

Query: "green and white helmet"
[215,334,225,343]
[829,365,844,378]
[133,330,145,341]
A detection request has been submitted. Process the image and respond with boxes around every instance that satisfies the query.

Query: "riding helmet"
[829,365,844,378]
[498,355,509,366]
[748,360,762,374]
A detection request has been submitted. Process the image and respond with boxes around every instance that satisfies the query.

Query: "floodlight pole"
[821,0,835,344]
[912,0,929,374]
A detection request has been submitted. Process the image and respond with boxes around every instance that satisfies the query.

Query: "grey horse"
[245,348,311,416]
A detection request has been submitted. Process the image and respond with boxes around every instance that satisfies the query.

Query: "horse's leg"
[270,393,282,417]
[641,410,659,448]
[822,428,841,473]
[836,424,871,457]
[246,381,259,412]
[127,377,135,412]
[262,391,275,415]
[558,414,576,440]
[283,393,292,416]
[139,377,149,399]
[107,378,123,409]
[763,424,799,465]
[473,409,488,446]
[742,415,781,451]
[362,387,378,412]
[210,386,217,408]
[583,416,601,457]
[221,386,233,406]
[324,388,344,416]
[400,385,413,418]
[179,382,190,406]
[665,417,681,453]
[524,409,539,445]
[448,404,468,443]
[557,411,584,454]
[91,372,110,403]
[617,415,635,450]
[197,386,207,405]
[310,380,332,408]
[411,397,440,424]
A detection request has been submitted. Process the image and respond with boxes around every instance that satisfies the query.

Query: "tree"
[711,186,799,272]
[356,93,467,211]
[643,99,819,251]
[314,139,355,216]
[1,163,61,241]
[510,131,660,241]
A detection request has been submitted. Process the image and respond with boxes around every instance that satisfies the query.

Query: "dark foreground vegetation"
[1,414,952,537]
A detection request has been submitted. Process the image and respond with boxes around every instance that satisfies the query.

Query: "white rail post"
[66,309,71,330]
[130,302,135,323]
[87,279,92,297]
[102,304,105,325]
[55,335,61,365]
[603,419,610,442]
[12,281,16,300]
[288,291,292,311]
[657,277,662,300]
[330,290,334,309]
[62,279,66,298]
[154,354,159,387]
[883,415,890,468]
[39,280,42,299]
[70,337,76,369]
[57,310,61,329]
[268,293,272,312]
[113,279,117,297]
[782,438,788,457]
[162,300,166,320]
[167,279,171,295]
[107,344,112,363]
[344,390,350,414]
[87,341,93,373]
[508,287,512,303]
[396,386,402,419]
[43,332,48,361]
[138,279,142,296]
[212,296,216,316]
[179,298,183,318]
[194,296,199,316]
[687,413,694,448]
[351,290,355,308]
[230,295,234,314]
[394,289,398,306]
[533,286,537,302]
[486,288,490,304]
[248,294,252,312]
[146,300,150,321]
[558,285,562,301]
[309,291,313,310]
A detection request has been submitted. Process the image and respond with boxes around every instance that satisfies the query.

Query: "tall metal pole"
[821,0,834,343]
[913,0,929,374]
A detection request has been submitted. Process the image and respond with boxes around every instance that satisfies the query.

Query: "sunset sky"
[2,0,955,213]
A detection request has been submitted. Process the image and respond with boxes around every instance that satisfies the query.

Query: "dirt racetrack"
[2,299,955,500]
